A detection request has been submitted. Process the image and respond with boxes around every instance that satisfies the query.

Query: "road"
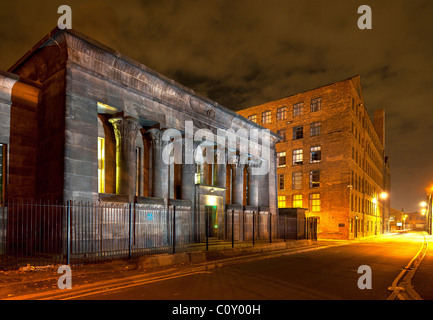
[69,232,427,300]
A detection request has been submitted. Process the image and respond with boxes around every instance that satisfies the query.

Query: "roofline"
[7,27,280,139]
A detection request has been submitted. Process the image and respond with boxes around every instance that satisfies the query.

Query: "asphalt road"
[73,232,425,300]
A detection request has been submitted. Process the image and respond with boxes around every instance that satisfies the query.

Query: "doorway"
[205,206,218,238]
[306,217,318,240]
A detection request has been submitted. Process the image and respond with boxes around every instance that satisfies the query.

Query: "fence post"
[269,212,272,244]
[231,210,234,248]
[67,200,71,265]
[129,203,132,259]
[205,208,209,251]
[172,206,176,254]
[252,211,255,246]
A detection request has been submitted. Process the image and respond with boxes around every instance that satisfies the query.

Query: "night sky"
[1,0,432,212]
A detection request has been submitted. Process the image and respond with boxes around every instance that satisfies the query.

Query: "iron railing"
[0,200,308,270]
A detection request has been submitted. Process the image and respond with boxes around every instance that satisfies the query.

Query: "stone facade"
[237,76,390,239]
[0,28,280,243]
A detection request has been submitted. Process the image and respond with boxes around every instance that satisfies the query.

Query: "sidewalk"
[0,239,320,300]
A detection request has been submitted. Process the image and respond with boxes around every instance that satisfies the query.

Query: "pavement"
[0,239,320,300]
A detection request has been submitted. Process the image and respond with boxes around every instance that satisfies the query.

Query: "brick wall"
[238,76,386,239]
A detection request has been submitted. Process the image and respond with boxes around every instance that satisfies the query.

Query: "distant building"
[237,76,391,239]
[404,212,426,231]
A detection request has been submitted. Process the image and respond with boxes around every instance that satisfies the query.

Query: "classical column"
[181,137,195,201]
[232,162,245,206]
[147,128,169,199]
[109,117,141,198]
[247,164,259,207]
[257,159,270,207]
[215,148,227,189]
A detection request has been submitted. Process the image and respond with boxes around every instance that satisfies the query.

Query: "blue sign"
[147,213,154,221]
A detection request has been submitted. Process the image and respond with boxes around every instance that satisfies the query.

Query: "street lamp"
[379,192,388,233]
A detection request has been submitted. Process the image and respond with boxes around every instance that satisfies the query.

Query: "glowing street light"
[380,192,388,200]
[420,201,427,207]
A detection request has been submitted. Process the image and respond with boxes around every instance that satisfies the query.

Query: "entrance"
[306,217,318,240]
[205,206,218,238]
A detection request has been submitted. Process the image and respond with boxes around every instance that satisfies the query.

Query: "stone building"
[237,76,390,239]
[0,28,279,246]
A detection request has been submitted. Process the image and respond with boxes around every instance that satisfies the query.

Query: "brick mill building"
[0,28,281,265]
[238,76,391,240]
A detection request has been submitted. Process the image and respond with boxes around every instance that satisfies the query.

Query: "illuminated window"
[98,138,105,193]
[195,164,203,184]
[277,152,286,167]
[309,193,321,212]
[248,114,258,123]
[293,194,303,208]
[276,107,287,121]
[309,170,320,188]
[292,172,302,190]
[262,111,271,124]
[292,149,303,165]
[293,103,303,117]
[0,144,5,205]
[278,196,286,208]
[310,122,321,136]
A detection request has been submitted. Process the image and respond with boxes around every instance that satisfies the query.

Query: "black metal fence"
[0,200,309,270]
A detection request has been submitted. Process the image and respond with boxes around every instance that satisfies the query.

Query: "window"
[310,122,321,136]
[195,164,203,184]
[278,196,287,208]
[248,114,258,123]
[262,111,271,124]
[292,172,302,190]
[277,130,286,142]
[310,146,322,163]
[310,98,322,112]
[293,194,303,208]
[293,103,303,117]
[293,126,303,140]
[278,174,285,190]
[98,138,105,193]
[276,107,287,121]
[292,149,303,165]
[309,193,321,212]
[309,170,320,188]
[277,152,286,167]
[0,144,5,205]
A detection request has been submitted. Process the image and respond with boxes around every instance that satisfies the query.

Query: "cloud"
[0,0,432,211]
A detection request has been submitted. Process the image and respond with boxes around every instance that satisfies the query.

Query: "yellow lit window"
[293,194,303,208]
[278,196,286,208]
[98,137,105,193]
[309,193,321,212]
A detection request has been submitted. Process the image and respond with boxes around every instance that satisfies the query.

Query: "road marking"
[386,232,428,300]
[5,268,211,300]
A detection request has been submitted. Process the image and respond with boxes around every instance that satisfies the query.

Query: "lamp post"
[428,191,433,235]
[380,192,388,234]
